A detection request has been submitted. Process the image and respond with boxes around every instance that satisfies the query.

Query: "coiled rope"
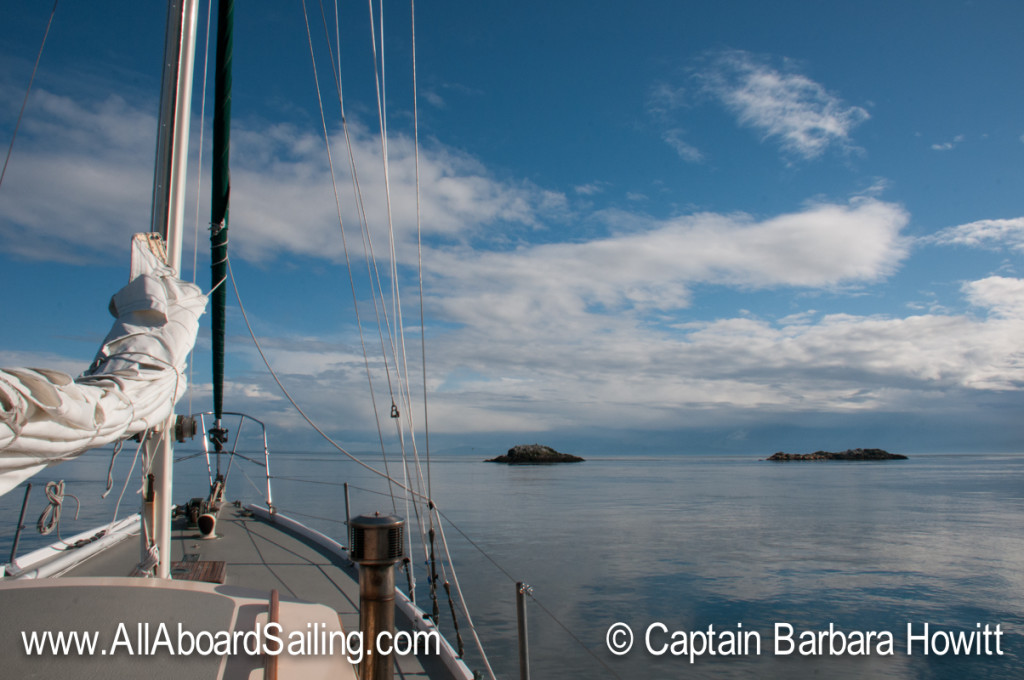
[37,479,80,537]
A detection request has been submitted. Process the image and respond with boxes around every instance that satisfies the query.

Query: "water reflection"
[2,452,1022,678]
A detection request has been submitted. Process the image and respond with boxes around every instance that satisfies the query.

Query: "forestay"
[0,233,207,496]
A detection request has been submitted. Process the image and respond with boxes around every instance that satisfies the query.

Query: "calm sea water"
[2,449,1022,679]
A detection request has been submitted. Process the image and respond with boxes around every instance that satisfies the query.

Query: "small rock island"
[486,444,585,464]
[766,448,907,461]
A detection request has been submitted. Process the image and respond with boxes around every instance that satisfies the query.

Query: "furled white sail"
[0,234,208,496]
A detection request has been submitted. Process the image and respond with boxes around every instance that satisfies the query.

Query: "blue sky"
[2,1,1024,455]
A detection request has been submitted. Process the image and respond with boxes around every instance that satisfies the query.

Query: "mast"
[148,0,200,579]
[209,0,233,455]
[152,0,200,272]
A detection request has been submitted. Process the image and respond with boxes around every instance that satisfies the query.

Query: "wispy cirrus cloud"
[661,129,704,163]
[573,182,605,196]
[931,134,965,151]
[930,217,1024,252]
[646,83,705,164]
[699,50,870,160]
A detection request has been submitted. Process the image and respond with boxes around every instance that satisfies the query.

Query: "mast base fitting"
[208,427,229,452]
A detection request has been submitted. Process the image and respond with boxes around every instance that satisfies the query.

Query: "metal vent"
[349,525,364,559]
[348,513,405,565]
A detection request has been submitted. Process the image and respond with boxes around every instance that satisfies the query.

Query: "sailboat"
[0,2,493,678]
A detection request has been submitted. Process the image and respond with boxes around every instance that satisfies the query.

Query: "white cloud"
[424,197,909,337]
[963,276,1024,319]
[404,281,1024,434]
[421,90,445,109]
[700,50,870,159]
[0,350,89,377]
[212,188,922,435]
[661,129,704,163]
[5,83,1023,446]
[0,90,156,262]
[227,120,562,264]
[647,83,705,163]
[931,134,965,151]
[0,88,558,266]
[647,82,688,115]
[573,183,604,196]
[682,310,1024,393]
[930,217,1024,252]
[382,196,919,433]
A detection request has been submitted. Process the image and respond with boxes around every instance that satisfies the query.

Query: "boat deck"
[69,503,364,632]
[0,503,453,679]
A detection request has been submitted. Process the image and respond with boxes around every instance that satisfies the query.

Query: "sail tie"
[100,440,126,499]
[37,479,80,536]
[135,544,160,576]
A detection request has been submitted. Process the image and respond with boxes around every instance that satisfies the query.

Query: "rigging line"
[385,373,431,577]
[328,482,424,511]
[269,506,348,526]
[433,505,625,680]
[303,482,483,669]
[313,2,403,488]
[395,417,418,594]
[303,0,399,510]
[525,593,626,680]
[325,35,403,460]
[318,0,402,423]
[313,0,402,514]
[433,505,517,584]
[395,415,432,589]
[211,450,264,467]
[432,508,498,680]
[316,0,430,588]
[191,0,215,287]
[363,0,430,571]
[343,15,412,496]
[393,391,431,570]
[403,0,433,550]
[410,0,433,508]
[332,0,342,93]
[322,9,403,411]
[235,459,267,500]
[331,69,403,411]
[274,477,424,512]
[187,0,215,417]
[225,255,427,502]
[0,0,58,193]
[366,0,432,554]
[367,0,407,397]
[173,451,207,463]
[332,4,428,559]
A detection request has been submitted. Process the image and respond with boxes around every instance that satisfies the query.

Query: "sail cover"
[0,234,208,496]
